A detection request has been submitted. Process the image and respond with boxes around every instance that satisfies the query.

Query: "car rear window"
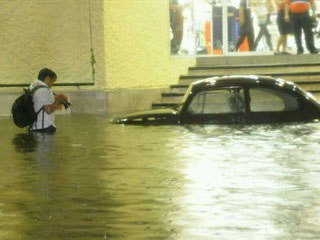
[187,88,245,114]
[249,88,299,112]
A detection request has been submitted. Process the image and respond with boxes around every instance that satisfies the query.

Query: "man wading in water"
[29,68,68,133]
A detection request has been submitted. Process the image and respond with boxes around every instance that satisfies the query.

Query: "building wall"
[0,0,96,86]
[0,0,195,115]
[102,0,195,90]
[0,0,194,90]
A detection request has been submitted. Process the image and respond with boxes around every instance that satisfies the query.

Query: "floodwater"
[1,114,320,240]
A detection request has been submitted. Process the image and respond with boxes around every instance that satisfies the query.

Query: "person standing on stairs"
[170,0,190,54]
[285,0,318,54]
[252,0,274,51]
[274,0,293,55]
[236,0,255,51]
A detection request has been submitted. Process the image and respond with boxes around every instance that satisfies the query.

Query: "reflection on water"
[1,115,320,239]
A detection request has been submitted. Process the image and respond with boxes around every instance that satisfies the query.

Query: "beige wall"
[0,0,96,85]
[103,0,195,89]
[0,0,194,91]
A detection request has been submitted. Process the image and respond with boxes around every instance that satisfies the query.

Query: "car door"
[246,87,301,123]
[181,87,247,124]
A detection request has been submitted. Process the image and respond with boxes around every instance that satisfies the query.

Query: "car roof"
[191,75,299,91]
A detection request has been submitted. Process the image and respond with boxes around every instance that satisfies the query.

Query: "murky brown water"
[1,114,320,240]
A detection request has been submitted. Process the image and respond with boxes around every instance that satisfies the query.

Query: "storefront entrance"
[169,0,320,56]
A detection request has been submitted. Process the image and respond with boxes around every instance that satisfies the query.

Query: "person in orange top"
[274,0,292,54]
[284,0,318,54]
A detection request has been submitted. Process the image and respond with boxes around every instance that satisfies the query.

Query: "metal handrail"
[0,82,94,88]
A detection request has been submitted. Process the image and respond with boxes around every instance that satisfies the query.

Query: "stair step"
[169,82,320,94]
[191,62,320,69]
[189,63,320,76]
[310,92,320,101]
[301,86,320,91]
[309,90,320,93]
[170,84,189,88]
[171,81,320,86]
[196,55,320,67]
[179,73,320,85]
[295,81,320,84]
[181,72,320,79]
[170,84,189,93]
[152,102,179,109]
[162,92,184,97]
[161,93,184,102]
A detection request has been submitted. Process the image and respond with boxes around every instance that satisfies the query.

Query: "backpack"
[11,85,47,128]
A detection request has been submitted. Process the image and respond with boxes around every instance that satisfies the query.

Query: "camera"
[54,93,71,109]
[62,101,71,110]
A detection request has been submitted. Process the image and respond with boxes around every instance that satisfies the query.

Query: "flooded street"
[1,114,320,240]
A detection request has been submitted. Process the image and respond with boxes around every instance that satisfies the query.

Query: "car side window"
[249,88,299,112]
[187,88,245,114]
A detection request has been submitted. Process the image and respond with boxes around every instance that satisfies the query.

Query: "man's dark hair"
[37,68,57,81]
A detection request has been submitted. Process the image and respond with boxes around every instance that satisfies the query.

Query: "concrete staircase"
[152,55,320,109]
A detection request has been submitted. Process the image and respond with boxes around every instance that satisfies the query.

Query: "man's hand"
[54,94,68,104]
[284,2,290,22]
[53,94,69,111]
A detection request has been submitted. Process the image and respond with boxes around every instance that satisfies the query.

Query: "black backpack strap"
[28,85,48,129]
[42,107,45,129]
[29,85,48,94]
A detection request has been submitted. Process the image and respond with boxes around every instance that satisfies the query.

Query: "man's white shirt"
[29,80,56,130]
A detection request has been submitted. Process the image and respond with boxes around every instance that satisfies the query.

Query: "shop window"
[169,0,320,56]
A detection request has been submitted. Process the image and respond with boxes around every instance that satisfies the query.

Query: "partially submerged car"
[111,75,320,125]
